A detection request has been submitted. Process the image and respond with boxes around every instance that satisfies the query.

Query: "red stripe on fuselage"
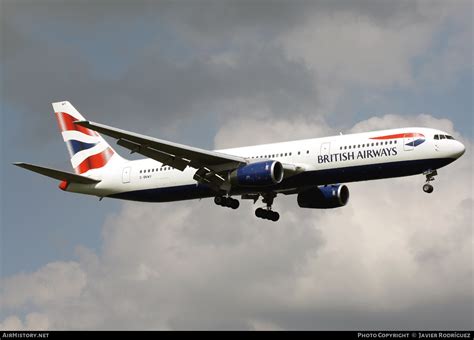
[370,133,424,140]
[55,112,98,136]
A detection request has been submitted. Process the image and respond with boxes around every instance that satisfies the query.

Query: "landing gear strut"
[214,196,240,209]
[255,193,280,222]
[422,169,437,194]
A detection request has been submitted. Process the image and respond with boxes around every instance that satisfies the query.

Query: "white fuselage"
[65,127,465,202]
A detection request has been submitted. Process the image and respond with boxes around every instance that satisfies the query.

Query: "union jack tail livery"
[53,101,123,174]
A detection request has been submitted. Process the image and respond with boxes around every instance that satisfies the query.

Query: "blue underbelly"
[108,157,455,202]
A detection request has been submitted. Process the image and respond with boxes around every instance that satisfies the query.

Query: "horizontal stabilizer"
[13,162,101,184]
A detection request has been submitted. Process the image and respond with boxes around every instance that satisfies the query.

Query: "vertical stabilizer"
[52,101,124,174]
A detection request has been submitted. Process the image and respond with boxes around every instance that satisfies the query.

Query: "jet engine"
[297,184,349,209]
[230,161,284,187]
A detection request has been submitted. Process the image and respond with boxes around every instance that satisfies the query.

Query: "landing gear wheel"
[214,196,224,205]
[269,211,280,222]
[222,197,230,206]
[255,207,265,218]
[230,199,240,209]
[423,184,434,194]
[215,196,240,209]
[255,208,279,222]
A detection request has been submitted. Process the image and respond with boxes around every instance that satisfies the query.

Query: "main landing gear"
[214,193,280,222]
[255,208,280,222]
[255,193,280,222]
[422,169,437,194]
[214,196,240,209]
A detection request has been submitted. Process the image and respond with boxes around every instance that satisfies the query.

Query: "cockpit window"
[434,134,455,140]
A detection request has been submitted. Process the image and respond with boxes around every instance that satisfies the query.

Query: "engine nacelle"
[230,161,284,187]
[297,184,349,209]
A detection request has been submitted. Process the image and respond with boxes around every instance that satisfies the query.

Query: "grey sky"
[1,0,472,330]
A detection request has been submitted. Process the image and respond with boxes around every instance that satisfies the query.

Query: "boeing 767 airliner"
[15,101,466,221]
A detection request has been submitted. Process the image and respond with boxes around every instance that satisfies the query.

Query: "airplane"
[14,101,466,222]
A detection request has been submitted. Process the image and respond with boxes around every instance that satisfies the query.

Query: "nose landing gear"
[422,169,437,194]
[423,183,434,193]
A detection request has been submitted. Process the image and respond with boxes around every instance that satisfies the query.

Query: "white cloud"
[349,114,456,136]
[277,1,471,114]
[1,261,86,309]
[0,316,24,330]
[1,114,472,330]
[0,313,49,330]
[214,105,334,149]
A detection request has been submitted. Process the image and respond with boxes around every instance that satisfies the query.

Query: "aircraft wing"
[74,120,247,190]
[13,162,101,184]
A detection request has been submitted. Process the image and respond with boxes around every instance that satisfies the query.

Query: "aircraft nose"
[452,141,466,158]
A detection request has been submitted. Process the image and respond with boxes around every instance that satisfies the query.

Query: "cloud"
[1,1,316,144]
[1,261,86,309]
[349,114,456,135]
[0,314,50,331]
[3,0,471,147]
[277,1,471,115]
[1,114,472,330]
[214,107,334,149]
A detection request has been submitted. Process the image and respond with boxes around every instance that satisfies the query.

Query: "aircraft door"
[403,134,414,151]
[320,142,331,156]
[122,167,131,183]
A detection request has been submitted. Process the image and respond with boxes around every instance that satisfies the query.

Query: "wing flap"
[117,138,190,171]
[13,162,101,184]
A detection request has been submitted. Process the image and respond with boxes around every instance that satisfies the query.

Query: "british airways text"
[318,147,398,164]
